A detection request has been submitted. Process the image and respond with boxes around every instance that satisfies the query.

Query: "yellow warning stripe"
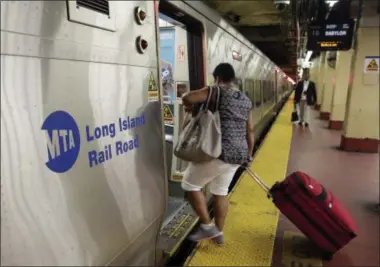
[185,98,294,266]
[166,216,200,257]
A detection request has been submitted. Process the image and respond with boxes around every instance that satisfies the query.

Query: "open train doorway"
[157,0,205,260]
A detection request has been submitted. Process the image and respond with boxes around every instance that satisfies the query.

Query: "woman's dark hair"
[212,63,235,82]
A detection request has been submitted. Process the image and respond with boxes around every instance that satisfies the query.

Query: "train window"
[244,79,249,97]
[262,80,266,105]
[244,79,254,104]
[264,81,267,103]
[269,81,272,101]
[268,81,273,101]
[268,81,273,102]
[262,81,265,103]
[235,78,243,91]
[254,80,262,107]
[249,80,255,104]
[268,80,272,102]
[244,79,249,92]
[263,80,267,103]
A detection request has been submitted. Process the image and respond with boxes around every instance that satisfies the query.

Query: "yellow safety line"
[169,215,189,238]
[167,216,200,257]
[185,98,294,266]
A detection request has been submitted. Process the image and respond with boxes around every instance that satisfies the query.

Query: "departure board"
[307,19,355,51]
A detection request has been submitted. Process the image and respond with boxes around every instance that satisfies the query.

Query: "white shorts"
[181,159,240,196]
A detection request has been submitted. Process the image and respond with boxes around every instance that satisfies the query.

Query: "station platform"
[183,98,379,267]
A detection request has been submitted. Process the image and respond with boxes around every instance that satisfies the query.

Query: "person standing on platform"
[294,69,317,127]
[180,63,254,245]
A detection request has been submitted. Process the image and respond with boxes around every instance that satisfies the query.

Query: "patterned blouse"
[214,84,253,165]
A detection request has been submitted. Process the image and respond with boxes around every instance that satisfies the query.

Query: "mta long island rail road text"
[86,114,146,167]
[43,111,146,173]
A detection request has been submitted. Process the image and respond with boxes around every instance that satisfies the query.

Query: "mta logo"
[41,111,81,173]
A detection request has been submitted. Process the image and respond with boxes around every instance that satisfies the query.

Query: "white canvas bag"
[174,86,222,162]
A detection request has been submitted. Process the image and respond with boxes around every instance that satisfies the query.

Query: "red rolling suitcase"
[245,168,358,260]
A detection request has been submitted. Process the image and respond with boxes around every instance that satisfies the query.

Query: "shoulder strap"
[206,86,221,112]
[205,86,213,110]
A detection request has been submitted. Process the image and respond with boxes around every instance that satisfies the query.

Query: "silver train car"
[1,0,293,266]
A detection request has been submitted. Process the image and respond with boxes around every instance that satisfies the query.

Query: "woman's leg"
[186,190,211,225]
[209,162,240,245]
[181,161,222,241]
[212,194,229,231]
[299,101,306,125]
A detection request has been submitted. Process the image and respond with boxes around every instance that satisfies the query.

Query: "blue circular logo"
[41,110,81,173]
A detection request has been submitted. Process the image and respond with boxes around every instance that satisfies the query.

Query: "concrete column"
[315,53,326,110]
[328,50,354,130]
[310,58,320,83]
[340,27,380,153]
[320,52,336,120]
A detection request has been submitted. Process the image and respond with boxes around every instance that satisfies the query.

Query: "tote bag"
[291,110,299,122]
[174,86,222,162]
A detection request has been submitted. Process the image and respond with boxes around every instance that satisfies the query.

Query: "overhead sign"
[307,19,355,51]
[364,56,379,73]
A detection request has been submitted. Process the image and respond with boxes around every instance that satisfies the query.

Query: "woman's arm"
[247,116,254,157]
[182,87,209,112]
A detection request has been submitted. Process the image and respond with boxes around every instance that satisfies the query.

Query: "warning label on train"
[42,110,146,173]
[148,72,159,102]
[178,45,185,62]
[163,104,174,125]
[364,56,379,73]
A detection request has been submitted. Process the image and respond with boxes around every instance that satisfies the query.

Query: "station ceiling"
[203,0,379,78]
[202,0,299,76]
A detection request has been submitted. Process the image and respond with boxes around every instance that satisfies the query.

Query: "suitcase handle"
[244,166,272,198]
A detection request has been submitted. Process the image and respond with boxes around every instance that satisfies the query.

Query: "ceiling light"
[304,51,313,63]
[326,0,338,7]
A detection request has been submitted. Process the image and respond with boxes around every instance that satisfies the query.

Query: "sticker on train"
[178,45,185,62]
[364,56,379,73]
[42,110,146,172]
[148,72,159,102]
[163,104,174,125]
[41,111,81,173]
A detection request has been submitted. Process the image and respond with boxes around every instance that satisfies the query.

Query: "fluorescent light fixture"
[326,0,338,7]
[304,51,313,63]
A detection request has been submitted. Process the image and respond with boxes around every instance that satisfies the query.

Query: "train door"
[157,0,205,260]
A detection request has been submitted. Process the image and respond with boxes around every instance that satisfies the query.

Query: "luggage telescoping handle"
[244,166,272,198]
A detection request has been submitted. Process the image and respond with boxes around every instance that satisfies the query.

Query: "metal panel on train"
[1,1,165,266]
[1,0,293,266]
